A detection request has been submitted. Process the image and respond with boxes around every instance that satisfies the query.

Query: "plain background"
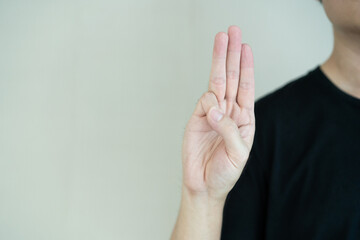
[0,0,332,239]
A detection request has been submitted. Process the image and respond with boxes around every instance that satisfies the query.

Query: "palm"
[182,26,255,199]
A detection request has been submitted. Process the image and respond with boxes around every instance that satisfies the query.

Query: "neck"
[321,26,360,99]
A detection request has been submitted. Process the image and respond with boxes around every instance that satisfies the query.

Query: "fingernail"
[210,108,224,122]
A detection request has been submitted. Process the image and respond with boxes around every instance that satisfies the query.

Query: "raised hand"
[182,25,255,200]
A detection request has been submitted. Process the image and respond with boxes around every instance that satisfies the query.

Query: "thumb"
[207,106,249,168]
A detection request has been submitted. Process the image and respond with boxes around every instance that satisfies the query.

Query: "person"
[171,0,360,239]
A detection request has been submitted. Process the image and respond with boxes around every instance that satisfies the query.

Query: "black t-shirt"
[221,66,360,239]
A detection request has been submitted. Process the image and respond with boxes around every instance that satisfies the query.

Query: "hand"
[182,25,255,201]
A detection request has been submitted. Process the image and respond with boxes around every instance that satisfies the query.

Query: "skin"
[171,25,255,240]
[321,0,360,99]
[172,0,360,239]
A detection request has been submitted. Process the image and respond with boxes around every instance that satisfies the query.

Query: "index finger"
[208,32,228,102]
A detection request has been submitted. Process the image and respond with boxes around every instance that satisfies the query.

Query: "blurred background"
[0,0,332,239]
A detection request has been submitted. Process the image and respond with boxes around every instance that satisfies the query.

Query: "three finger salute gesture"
[182,25,255,200]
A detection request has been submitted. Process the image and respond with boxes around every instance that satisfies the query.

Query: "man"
[171,0,360,239]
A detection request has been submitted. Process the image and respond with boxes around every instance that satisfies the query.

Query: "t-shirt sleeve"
[220,99,273,239]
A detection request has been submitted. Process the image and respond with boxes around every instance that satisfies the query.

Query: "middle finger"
[225,26,242,102]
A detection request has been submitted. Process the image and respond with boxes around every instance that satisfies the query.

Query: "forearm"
[171,187,226,240]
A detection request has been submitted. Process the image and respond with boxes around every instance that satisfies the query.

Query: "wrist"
[173,186,225,240]
[181,186,226,209]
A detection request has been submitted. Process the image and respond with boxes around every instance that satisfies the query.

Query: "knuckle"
[202,91,216,101]
[210,76,226,86]
[239,81,254,90]
[226,70,239,79]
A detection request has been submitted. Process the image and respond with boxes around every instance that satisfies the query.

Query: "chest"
[271,114,360,197]
[264,121,360,238]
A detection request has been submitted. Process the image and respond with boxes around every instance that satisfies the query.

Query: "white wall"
[0,0,332,239]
